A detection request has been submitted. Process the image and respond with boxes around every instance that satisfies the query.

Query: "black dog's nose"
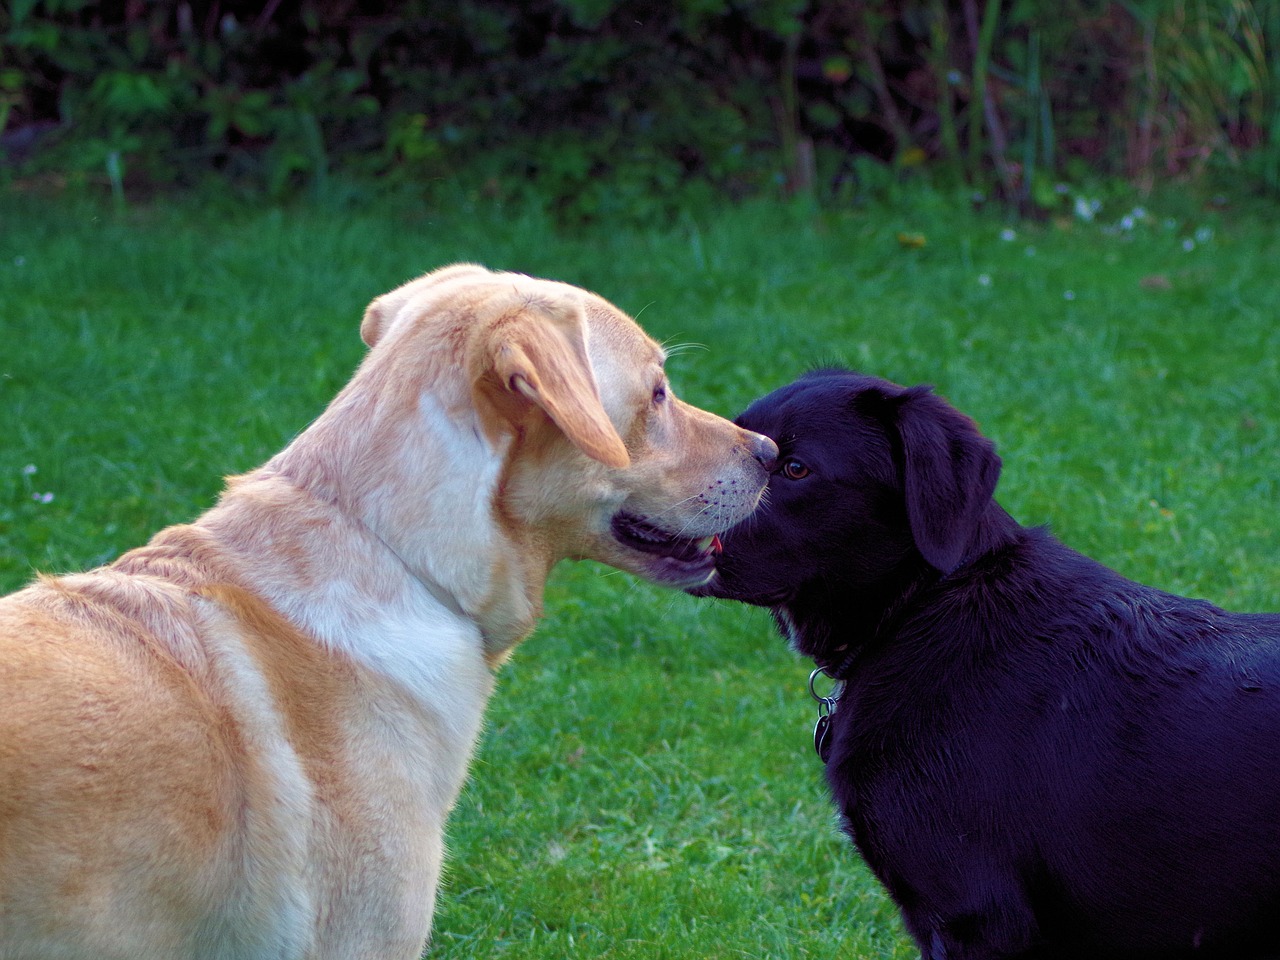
[748,432,779,471]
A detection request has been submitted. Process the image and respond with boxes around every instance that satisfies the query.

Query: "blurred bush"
[3,0,1277,215]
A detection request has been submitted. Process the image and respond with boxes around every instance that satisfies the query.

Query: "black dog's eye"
[781,459,810,480]
[652,383,668,405]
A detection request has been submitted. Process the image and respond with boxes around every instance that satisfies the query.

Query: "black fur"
[693,369,1280,960]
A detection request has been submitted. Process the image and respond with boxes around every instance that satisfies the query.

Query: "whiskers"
[660,339,709,361]
[637,492,740,541]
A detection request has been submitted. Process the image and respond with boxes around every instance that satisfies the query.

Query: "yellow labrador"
[0,264,776,960]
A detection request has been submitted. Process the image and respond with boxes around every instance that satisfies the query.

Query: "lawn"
[2,184,1278,958]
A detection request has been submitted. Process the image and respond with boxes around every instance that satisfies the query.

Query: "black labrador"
[692,369,1280,960]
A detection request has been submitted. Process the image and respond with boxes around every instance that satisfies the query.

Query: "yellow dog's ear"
[485,300,630,469]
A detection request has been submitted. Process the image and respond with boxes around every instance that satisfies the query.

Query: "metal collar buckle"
[808,667,845,764]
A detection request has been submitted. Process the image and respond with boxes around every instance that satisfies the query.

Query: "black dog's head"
[692,369,1002,657]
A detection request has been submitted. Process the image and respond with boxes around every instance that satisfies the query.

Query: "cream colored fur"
[0,264,775,960]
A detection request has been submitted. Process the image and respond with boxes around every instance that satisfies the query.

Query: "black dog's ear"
[893,386,1001,574]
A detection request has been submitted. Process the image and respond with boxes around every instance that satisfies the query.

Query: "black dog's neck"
[782,502,1022,679]
[777,569,933,678]
[951,500,1021,574]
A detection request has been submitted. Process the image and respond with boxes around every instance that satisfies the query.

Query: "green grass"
[2,184,1278,958]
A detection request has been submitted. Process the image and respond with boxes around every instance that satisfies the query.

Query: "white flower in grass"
[1063,290,1076,301]
[33,492,54,504]
[22,464,37,476]
[1074,196,1101,222]
[1000,228,1017,242]
[978,273,992,287]
[1183,238,1196,252]
[1119,207,1148,231]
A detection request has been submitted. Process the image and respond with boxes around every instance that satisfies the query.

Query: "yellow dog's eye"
[781,460,810,480]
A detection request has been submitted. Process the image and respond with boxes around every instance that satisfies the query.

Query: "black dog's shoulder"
[835,489,1280,955]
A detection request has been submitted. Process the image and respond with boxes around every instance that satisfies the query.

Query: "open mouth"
[610,512,723,566]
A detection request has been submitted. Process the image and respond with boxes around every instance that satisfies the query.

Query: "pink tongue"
[711,535,723,556]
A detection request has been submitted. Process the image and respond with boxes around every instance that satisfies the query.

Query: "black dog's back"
[697,369,1280,960]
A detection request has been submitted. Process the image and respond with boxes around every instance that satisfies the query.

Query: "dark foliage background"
[4,0,1278,216]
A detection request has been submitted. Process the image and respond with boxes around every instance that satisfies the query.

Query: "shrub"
[2,0,1278,212]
